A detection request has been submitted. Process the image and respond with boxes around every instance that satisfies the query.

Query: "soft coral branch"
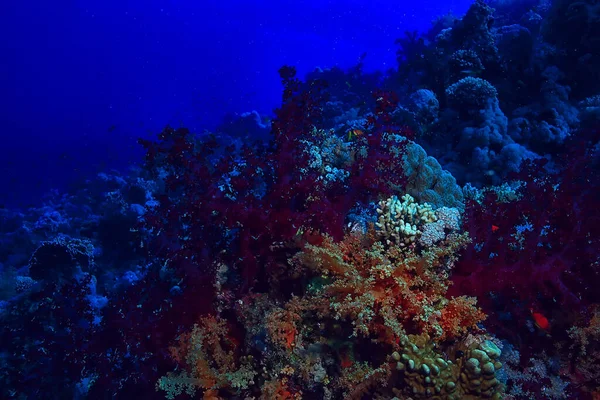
[450,133,600,344]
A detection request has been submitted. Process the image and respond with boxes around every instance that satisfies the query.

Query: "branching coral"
[300,128,352,188]
[376,194,463,252]
[266,307,302,351]
[292,225,481,343]
[419,207,462,248]
[157,316,256,399]
[376,194,437,246]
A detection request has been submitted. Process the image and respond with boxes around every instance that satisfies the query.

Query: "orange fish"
[491,225,500,233]
[348,129,364,141]
[530,308,550,332]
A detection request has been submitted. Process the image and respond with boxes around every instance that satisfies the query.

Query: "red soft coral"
[450,132,600,345]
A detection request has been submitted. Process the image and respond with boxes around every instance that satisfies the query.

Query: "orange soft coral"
[157,315,256,399]
[266,308,301,350]
[437,296,487,341]
[292,226,477,342]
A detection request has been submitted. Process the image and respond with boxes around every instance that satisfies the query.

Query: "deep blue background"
[0,0,471,208]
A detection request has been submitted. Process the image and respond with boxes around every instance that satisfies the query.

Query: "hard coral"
[28,235,94,281]
[392,333,504,399]
[419,207,462,248]
[376,194,437,246]
[401,141,464,208]
[450,0,499,68]
[446,77,498,114]
[409,89,440,127]
[448,49,485,82]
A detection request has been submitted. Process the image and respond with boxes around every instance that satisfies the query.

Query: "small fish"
[460,69,482,76]
[491,225,499,233]
[530,308,551,332]
[345,81,352,89]
[108,125,117,132]
[347,129,364,141]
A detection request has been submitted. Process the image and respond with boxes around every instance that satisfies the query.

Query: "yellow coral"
[376,194,437,246]
[392,333,504,399]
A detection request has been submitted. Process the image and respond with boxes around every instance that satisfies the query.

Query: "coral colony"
[1,0,600,399]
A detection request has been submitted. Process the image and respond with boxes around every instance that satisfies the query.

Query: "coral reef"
[1,0,600,398]
[156,204,490,399]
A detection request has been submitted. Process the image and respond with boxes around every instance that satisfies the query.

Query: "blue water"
[0,0,470,207]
